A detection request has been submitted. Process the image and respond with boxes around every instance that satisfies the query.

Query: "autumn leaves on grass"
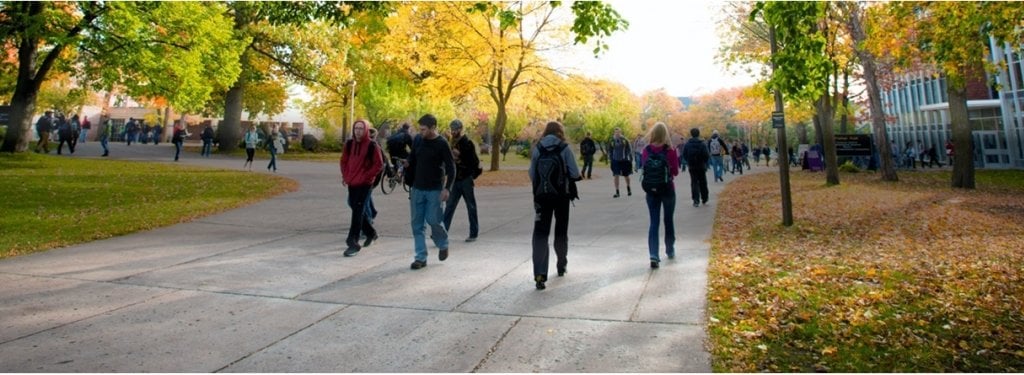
[707,171,1024,372]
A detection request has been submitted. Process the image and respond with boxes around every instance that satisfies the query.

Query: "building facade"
[880,39,1023,169]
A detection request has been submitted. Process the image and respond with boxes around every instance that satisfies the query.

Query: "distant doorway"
[973,131,1012,168]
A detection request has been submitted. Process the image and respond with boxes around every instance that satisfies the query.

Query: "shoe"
[693,202,699,207]
[557,267,566,277]
[650,261,660,269]
[363,234,378,247]
[535,275,547,290]
[536,281,546,290]
[465,236,477,243]
[702,200,708,206]
[627,187,632,196]
[410,260,427,270]
[613,190,620,198]
[667,252,675,260]
[439,248,448,261]
[343,246,361,257]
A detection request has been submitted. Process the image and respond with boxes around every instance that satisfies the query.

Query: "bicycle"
[381,156,410,194]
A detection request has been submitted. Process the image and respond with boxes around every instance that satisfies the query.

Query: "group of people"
[339,115,743,291]
[894,139,951,169]
[120,118,163,146]
[33,111,90,155]
[241,124,287,171]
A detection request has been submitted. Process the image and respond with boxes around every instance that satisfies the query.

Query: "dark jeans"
[346,185,376,248]
[532,198,570,281]
[582,154,594,178]
[100,136,109,155]
[174,140,183,161]
[245,148,255,162]
[267,148,277,171]
[57,137,75,154]
[688,167,709,204]
[646,190,676,262]
[201,139,212,157]
[443,178,479,238]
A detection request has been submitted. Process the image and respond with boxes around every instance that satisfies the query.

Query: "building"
[880,39,1022,169]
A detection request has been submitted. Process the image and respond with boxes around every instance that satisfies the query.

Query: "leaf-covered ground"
[708,170,1024,372]
[0,153,297,258]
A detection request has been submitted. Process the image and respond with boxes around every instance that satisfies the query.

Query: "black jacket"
[682,137,710,171]
[452,135,480,181]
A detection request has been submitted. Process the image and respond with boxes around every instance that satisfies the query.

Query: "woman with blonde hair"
[640,122,679,269]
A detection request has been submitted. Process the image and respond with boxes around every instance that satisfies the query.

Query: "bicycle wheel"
[381,175,396,194]
[400,173,410,192]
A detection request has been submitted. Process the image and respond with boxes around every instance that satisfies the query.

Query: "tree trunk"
[948,84,975,189]
[1,86,38,153]
[848,3,897,181]
[490,104,507,171]
[163,107,171,142]
[817,95,840,186]
[840,68,850,134]
[220,77,244,152]
[798,122,809,145]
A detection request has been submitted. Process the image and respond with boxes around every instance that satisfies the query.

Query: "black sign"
[835,134,872,156]
[771,111,784,129]
[0,105,9,126]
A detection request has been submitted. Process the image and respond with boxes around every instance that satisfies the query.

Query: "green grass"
[182,144,341,162]
[0,153,298,258]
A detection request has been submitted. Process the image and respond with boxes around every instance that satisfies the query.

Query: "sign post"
[771,111,785,129]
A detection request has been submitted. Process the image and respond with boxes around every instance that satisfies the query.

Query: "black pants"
[57,137,74,154]
[245,148,255,162]
[346,185,376,248]
[532,198,570,281]
[689,167,709,204]
[582,155,594,178]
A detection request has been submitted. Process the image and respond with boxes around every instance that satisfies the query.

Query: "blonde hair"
[648,122,669,146]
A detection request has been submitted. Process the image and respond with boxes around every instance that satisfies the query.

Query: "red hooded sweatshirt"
[340,122,383,187]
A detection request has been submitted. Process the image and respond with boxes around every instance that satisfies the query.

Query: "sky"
[551,0,759,98]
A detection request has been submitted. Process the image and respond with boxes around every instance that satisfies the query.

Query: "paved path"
[1,142,754,372]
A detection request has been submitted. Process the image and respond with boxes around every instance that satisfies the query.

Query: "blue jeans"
[267,148,277,170]
[443,178,479,238]
[100,136,109,155]
[635,151,643,171]
[410,187,448,262]
[364,191,377,225]
[201,139,212,157]
[174,140,183,161]
[710,155,724,181]
[79,129,88,143]
[646,190,676,262]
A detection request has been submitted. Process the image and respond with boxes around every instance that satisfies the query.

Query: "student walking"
[682,128,711,207]
[200,124,215,157]
[243,125,259,171]
[443,119,482,242]
[762,145,771,167]
[406,114,455,270]
[56,114,76,155]
[730,141,744,175]
[708,130,728,182]
[33,111,50,153]
[580,131,597,179]
[171,122,190,161]
[267,127,284,172]
[79,115,91,144]
[99,115,112,157]
[641,123,680,269]
[608,127,633,197]
[529,121,581,290]
[340,120,384,257]
[633,133,647,171]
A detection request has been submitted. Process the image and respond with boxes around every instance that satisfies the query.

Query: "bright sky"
[553,0,758,97]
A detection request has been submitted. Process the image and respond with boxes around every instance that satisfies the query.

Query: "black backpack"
[641,145,670,194]
[533,143,569,201]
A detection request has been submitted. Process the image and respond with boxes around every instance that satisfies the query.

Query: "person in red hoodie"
[340,119,384,257]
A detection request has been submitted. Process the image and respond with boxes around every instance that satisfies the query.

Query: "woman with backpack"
[641,122,680,269]
[529,121,581,290]
[243,125,259,171]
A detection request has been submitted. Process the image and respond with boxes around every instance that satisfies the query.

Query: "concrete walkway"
[0,142,750,372]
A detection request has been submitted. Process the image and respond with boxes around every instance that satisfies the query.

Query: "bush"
[839,160,861,173]
[301,134,318,151]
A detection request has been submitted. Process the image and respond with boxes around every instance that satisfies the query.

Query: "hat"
[449,119,463,131]
[417,114,437,128]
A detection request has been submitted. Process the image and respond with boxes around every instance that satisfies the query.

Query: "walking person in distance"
[682,128,711,207]
[443,119,482,243]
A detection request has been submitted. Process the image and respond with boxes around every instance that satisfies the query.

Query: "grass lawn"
[708,169,1024,372]
[0,153,297,259]
[183,144,342,162]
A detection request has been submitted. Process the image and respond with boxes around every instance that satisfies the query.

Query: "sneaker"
[439,248,448,261]
[343,246,361,257]
[613,190,620,198]
[465,236,477,243]
[557,267,566,277]
[702,200,708,206]
[535,275,547,290]
[650,260,660,269]
[410,260,427,270]
[693,201,700,207]
[536,281,546,290]
[363,234,379,248]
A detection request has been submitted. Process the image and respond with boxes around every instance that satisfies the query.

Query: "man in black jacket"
[443,119,481,242]
[682,128,711,207]
[579,131,596,179]
[406,114,456,270]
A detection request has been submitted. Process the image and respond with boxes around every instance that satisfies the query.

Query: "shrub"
[839,160,861,173]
